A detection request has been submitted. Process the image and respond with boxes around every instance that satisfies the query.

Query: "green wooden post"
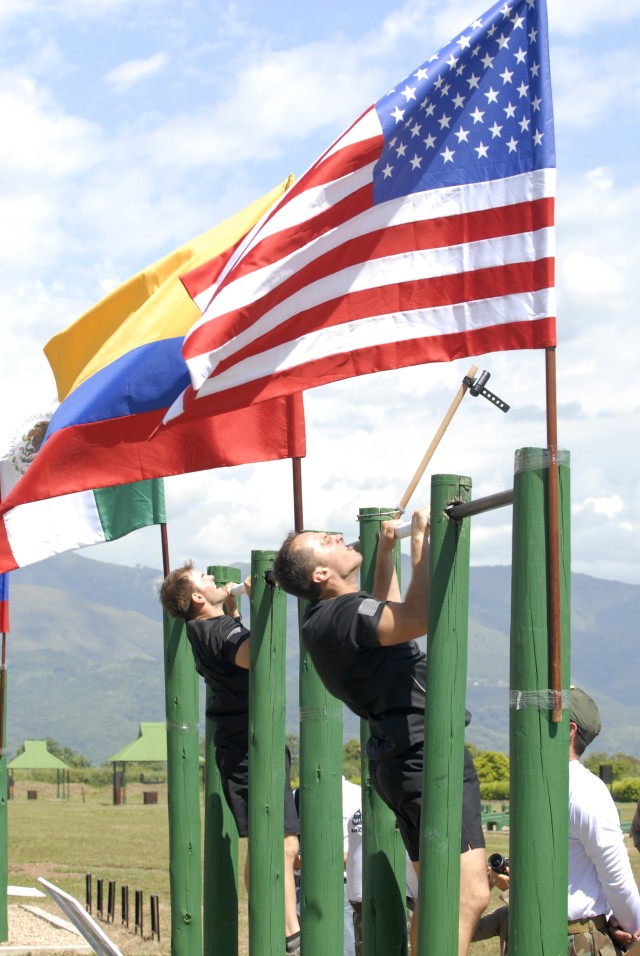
[248,551,286,955]
[163,610,203,956]
[359,507,408,956]
[0,666,7,942]
[418,474,472,956]
[298,597,343,956]
[509,448,571,956]
[203,565,241,956]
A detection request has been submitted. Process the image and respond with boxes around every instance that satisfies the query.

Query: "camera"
[488,853,509,874]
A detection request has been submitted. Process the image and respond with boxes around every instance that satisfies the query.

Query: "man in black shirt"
[273,509,488,956]
[160,562,301,955]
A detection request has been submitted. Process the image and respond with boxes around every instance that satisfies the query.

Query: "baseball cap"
[569,686,601,746]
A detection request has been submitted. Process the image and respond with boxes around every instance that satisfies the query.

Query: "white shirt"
[568,758,640,933]
[344,798,418,904]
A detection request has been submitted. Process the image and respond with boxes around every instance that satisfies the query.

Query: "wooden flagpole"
[545,347,563,722]
[395,365,478,516]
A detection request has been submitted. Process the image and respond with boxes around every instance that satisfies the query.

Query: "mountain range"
[5,552,639,765]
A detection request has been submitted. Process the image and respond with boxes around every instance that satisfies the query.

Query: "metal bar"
[96,879,103,919]
[150,894,160,941]
[135,889,143,936]
[121,885,128,927]
[85,874,92,915]
[445,489,513,520]
[107,881,115,923]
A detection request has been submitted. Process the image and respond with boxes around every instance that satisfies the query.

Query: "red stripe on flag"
[186,317,556,414]
[211,256,555,373]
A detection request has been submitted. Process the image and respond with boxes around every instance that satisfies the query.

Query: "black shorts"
[215,741,299,838]
[369,742,485,862]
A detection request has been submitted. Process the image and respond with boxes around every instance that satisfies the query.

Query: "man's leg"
[459,847,490,955]
[410,851,489,956]
[284,832,301,939]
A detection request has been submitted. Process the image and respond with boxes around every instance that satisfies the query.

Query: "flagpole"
[545,348,563,723]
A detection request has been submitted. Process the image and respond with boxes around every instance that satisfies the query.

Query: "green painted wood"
[203,565,241,956]
[299,591,344,956]
[359,507,408,956]
[509,448,571,956]
[418,475,472,956]
[163,610,203,956]
[248,551,286,955]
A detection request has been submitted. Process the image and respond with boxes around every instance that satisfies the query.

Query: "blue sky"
[1,0,639,584]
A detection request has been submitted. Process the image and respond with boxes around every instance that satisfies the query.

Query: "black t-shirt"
[186,615,250,745]
[302,591,427,762]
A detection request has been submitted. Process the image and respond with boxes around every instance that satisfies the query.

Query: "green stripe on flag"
[94,479,166,541]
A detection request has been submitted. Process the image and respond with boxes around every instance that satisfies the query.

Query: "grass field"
[5,782,640,955]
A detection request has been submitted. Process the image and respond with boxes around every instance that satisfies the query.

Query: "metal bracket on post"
[463,370,510,413]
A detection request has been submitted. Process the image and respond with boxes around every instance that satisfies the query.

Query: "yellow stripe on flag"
[45,177,294,401]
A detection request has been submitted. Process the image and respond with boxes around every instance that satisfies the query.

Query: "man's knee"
[284,833,299,864]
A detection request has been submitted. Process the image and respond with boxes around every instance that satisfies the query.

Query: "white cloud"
[573,495,623,519]
[105,52,169,93]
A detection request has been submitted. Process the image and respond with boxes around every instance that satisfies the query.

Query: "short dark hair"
[572,725,589,757]
[159,561,197,621]
[273,533,322,602]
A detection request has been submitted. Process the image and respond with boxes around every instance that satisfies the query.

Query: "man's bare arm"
[377,508,430,646]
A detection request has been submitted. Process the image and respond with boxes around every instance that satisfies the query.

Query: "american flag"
[169,0,555,420]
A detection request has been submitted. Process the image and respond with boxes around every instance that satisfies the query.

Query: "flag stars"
[489,121,503,138]
[455,126,470,142]
[410,154,422,170]
[395,142,407,157]
[434,75,445,89]
[517,81,529,98]
[467,73,481,89]
[528,26,538,42]
[511,13,525,29]
[458,33,472,49]
[481,52,495,69]
[409,122,422,137]
[531,95,542,112]
[424,101,436,116]
[504,101,517,118]
[474,141,489,158]
[470,106,485,123]
[391,106,405,122]
[440,146,455,163]
[439,83,451,97]
[402,84,417,101]
[472,19,483,29]
[438,112,452,129]
[500,67,514,84]
[496,34,510,50]
[484,87,499,104]
[414,67,429,81]
[487,24,497,37]
[452,92,466,109]
[506,136,518,152]
[446,53,459,69]
[382,163,394,178]
[530,62,540,77]
[423,132,437,149]
[500,3,512,15]
[519,116,530,132]
[533,129,544,145]
[514,48,527,64]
